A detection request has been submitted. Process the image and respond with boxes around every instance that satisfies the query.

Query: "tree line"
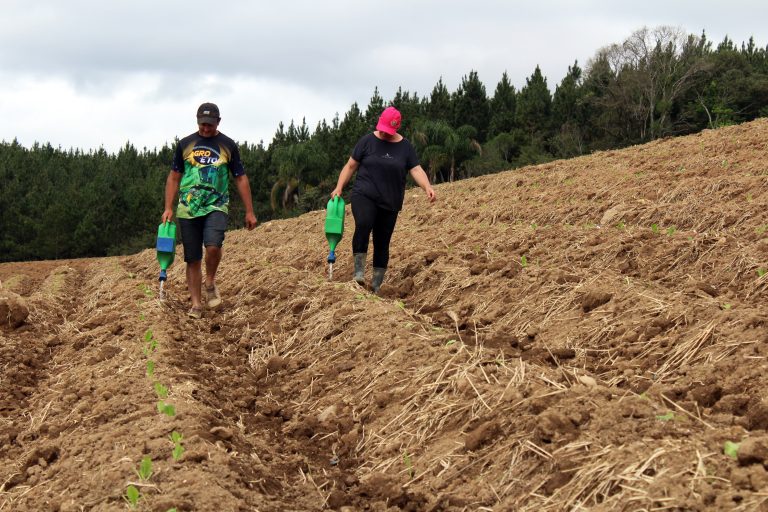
[1,27,766,262]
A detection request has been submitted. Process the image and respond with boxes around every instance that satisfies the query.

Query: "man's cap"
[376,106,401,135]
[197,102,220,124]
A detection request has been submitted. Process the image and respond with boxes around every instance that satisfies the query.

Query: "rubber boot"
[353,253,366,285]
[372,267,386,294]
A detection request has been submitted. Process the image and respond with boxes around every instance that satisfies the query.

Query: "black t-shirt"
[351,132,419,211]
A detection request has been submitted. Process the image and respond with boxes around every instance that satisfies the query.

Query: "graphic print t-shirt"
[172,132,245,219]
[351,133,419,211]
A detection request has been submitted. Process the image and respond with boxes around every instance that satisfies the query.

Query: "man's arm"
[234,174,258,230]
[161,171,182,222]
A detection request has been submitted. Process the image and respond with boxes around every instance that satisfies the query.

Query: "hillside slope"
[2,119,768,511]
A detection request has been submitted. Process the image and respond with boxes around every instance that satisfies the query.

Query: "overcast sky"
[1,0,765,153]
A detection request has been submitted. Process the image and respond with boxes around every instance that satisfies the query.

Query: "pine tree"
[452,70,490,142]
[551,61,586,157]
[488,71,517,137]
[516,65,552,140]
[365,87,385,128]
[428,77,452,122]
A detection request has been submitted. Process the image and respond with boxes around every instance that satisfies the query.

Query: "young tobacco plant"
[124,485,140,509]
[157,401,176,417]
[170,431,185,461]
[402,451,415,478]
[136,456,153,481]
[154,382,169,399]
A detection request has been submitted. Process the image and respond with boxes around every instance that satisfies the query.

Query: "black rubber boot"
[372,267,386,294]
[353,253,366,285]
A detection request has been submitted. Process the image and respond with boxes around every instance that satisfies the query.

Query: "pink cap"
[376,106,402,135]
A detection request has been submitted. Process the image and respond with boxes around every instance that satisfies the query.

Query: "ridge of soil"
[2,119,768,511]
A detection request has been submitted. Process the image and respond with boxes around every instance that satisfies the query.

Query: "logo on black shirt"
[382,153,393,159]
[192,145,220,165]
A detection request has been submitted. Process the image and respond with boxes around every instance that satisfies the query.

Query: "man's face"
[198,120,219,137]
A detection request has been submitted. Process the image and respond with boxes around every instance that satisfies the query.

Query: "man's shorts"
[178,211,228,262]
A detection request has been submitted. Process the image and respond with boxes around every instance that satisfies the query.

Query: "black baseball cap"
[196,102,220,124]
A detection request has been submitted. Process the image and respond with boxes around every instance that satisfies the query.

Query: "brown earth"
[2,120,768,511]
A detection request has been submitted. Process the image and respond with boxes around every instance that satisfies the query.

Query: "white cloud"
[1,73,352,152]
[0,0,765,152]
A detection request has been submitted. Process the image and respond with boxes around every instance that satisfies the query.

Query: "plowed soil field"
[2,120,768,511]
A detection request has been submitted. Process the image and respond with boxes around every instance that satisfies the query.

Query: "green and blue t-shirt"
[171,132,245,219]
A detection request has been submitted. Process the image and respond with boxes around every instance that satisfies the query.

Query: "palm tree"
[270,141,327,211]
[412,120,481,182]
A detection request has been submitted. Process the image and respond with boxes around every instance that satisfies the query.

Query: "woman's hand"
[424,185,436,203]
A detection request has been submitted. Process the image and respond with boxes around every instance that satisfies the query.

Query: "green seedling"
[445,339,457,347]
[651,223,660,234]
[157,401,176,417]
[144,330,154,342]
[154,382,169,399]
[396,301,405,310]
[530,222,537,230]
[146,360,155,378]
[616,221,626,230]
[139,283,154,297]
[666,226,676,236]
[520,255,528,268]
[403,451,415,478]
[166,509,178,512]
[136,456,153,481]
[143,339,158,356]
[169,431,185,461]
[172,443,185,461]
[656,411,675,421]
[723,440,740,459]
[124,485,140,509]
[721,303,732,310]
[676,166,686,173]
[758,268,767,278]
[756,225,767,235]
[139,313,146,321]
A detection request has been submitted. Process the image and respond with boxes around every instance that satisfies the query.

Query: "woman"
[331,106,436,293]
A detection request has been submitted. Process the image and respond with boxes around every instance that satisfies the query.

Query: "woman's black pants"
[351,194,399,269]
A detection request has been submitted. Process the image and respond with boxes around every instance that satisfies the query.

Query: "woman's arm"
[331,157,360,198]
[409,165,436,202]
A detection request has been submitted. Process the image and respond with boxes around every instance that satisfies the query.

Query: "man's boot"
[353,253,366,285]
[372,267,386,294]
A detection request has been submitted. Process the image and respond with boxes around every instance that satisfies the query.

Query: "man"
[161,102,257,318]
